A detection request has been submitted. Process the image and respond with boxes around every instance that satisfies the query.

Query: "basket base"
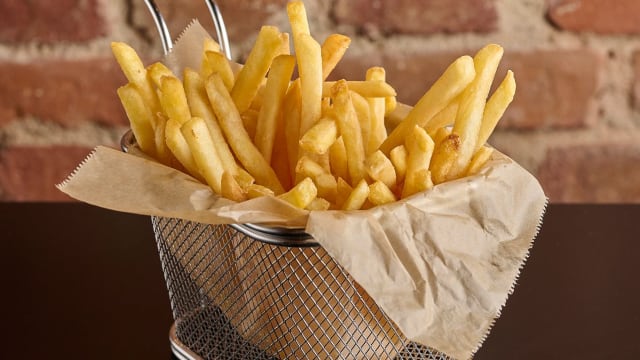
[170,322,202,360]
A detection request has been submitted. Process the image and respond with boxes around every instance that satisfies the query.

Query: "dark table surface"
[1,203,639,359]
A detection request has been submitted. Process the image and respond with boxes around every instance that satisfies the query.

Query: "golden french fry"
[306,197,331,211]
[181,117,224,194]
[221,171,248,202]
[203,37,221,54]
[205,73,285,194]
[448,44,504,179]
[350,90,371,155]
[403,169,433,198]
[147,62,175,89]
[329,136,349,183]
[241,109,259,140]
[380,55,475,154]
[202,50,235,91]
[402,126,435,198]
[385,93,397,116]
[235,168,255,189]
[255,54,296,163]
[282,81,302,182]
[342,178,369,210]
[246,183,275,199]
[466,146,494,176]
[165,118,202,181]
[271,107,292,190]
[295,155,327,179]
[365,150,396,190]
[389,145,407,185]
[183,68,241,179]
[158,75,191,125]
[231,25,285,114]
[322,80,396,98]
[296,33,323,135]
[366,67,387,154]
[116,83,157,157]
[335,177,353,209]
[477,70,515,150]
[321,33,351,80]
[368,180,397,206]
[430,133,460,184]
[299,118,338,155]
[111,42,163,130]
[278,177,317,209]
[425,100,459,137]
[314,173,338,203]
[152,113,176,167]
[332,80,366,185]
[287,0,310,36]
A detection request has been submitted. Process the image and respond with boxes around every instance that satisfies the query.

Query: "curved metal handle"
[143,0,232,59]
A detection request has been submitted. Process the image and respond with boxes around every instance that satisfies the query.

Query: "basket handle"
[143,0,232,59]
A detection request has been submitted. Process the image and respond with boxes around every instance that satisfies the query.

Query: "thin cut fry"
[158,75,191,125]
[342,178,369,210]
[321,33,351,80]
[332,80,366,185]
[278,177,317,209]
[380,55,475,154]
[246,183,275,199]
[430,133,460,184]
[231,25,285,114]
[299,118,338,155]
[255,54,296,163]
[448,44,504,179]
[116,83,156,157]
[350,90,371,153]
[221,171,247,202]
[329,136,349,183]
[165,118,202,181]
[205,73,285,194]
[402,125,435,198]
[282,81,302,181]
[322,80,396,98]
[477,70,515,150]
[296,33,323,135]
[466,146,494,176]
[202,50,235,91]
[365,150,396,190]
[366,67,388,154]
[181,117,224,194]
[368,180,397,206]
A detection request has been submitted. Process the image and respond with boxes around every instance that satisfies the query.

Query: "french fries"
[112,1,514,211]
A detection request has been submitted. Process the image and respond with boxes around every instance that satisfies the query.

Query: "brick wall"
[1,0,638,202]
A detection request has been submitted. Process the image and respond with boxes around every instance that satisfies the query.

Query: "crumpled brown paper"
[58,21,547,359]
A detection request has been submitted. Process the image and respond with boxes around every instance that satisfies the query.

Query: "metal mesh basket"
[151,217,449,359]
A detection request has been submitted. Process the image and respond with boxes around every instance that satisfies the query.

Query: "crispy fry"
[282,81,302,181]
[466,146,494,176]
[448,44,504,179]
[380,55,475,154]
[202,50,235,91]
[255,54,296,163]
[158,75,191,125]
[231,25,285,114]
[246,183,275,199]
[314,173,338,203]
[329,136,349,183]
[402,125,435,198]
[306,197,331,211]
[385,102,412,133]
[165,118,202,181]
[202,37,221,54]
[321,33,351,80]
[425,100,459,137]
[368,181,397,206]
[365,150,396,190]
[205,73,285,194]
[430,133,460,184]
[221,171,247,202]
[350,90,371,155]
[271,107,292,190]
[366,67,388,154]
[117,83,157,157]
[183,68,241,178]
[299,117,338,155]
[342,178,369,210]
[278,177,317,209]
[181,117,224,194]
[335,177,353,209]
[287,0,310,36]
[322,80,396,98]
[295,155,327,179]
[147,62,175,90]
[389,145,408,185]
[296,33,323,135]
[332,80,366,185]
[477,70,515,150]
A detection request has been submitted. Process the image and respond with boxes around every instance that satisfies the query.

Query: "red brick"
[537,144,640,203]
[331,48,599,130]
[333,0,497,35]
[0,58,128,127]
[134,0,288,48]
[547,0,640,34]
[632,51,640,110]
[0,0,106,43]
[0,146,93,201]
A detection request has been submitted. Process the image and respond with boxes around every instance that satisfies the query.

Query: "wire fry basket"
[152,216,448,360]
[138,1,451,358]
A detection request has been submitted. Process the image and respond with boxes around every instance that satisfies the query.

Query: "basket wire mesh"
[151,216,450,359]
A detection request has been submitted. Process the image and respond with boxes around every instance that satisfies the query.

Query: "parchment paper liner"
[58,21,547,359]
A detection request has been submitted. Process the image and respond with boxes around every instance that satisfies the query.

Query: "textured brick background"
[0,0,638,202]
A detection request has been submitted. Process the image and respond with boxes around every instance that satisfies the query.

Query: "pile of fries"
[112,1,515,211]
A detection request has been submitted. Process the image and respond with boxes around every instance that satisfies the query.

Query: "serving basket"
[132,2,451,358]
